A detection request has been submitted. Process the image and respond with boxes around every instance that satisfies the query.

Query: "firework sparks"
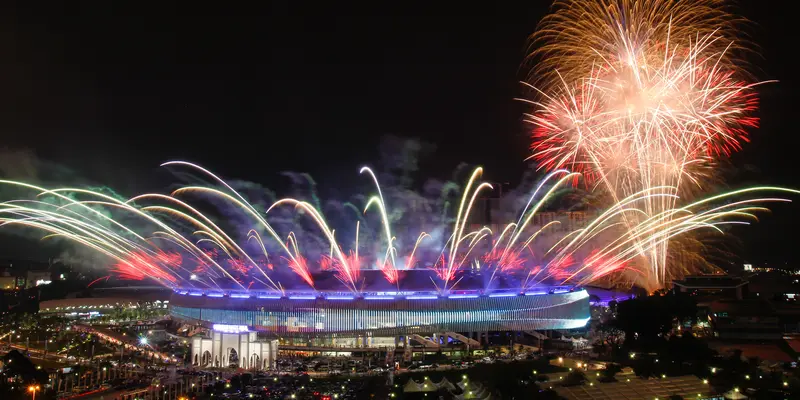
[284,255,314,289]
[0,162,794,294]
[111,251,179,284]
[526,0,766,289]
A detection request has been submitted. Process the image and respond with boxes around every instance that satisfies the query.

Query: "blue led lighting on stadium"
[175,287,579,301]
[170,289,591,337]
[448,294,479,299]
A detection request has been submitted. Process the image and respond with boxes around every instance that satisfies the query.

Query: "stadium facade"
[173,287,590,369]
[171,289,590,336]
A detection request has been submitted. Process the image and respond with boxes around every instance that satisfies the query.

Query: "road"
[73,385,151,400]
[73,388,123,400]
[74,324,174,362]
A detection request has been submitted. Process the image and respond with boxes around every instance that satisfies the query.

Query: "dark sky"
[0,1,797,265]
[1,2,551,188]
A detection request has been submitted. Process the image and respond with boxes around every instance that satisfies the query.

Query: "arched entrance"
[227,348,239,368]
[201,351,212,367]
[250,354,260,370]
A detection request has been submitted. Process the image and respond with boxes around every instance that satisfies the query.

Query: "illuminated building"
[190,324,278,369]
[173,286,590,369]
[171,266,591,369]
[172,289,589,336]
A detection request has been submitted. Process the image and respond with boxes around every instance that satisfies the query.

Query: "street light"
[28,385,40,400]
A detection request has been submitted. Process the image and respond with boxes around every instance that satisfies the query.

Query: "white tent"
[723,389,748,399]
[403,379,423,393]
[455,384,491,400]
[437,377,457,391]
[416,377,437,392]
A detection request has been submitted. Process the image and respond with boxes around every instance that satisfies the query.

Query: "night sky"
[0,1,797,266]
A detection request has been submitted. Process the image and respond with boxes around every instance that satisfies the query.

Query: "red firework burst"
[283,255,314,288]
[227,258,252,275]
[321,251,362,290]
[111,251,178,283]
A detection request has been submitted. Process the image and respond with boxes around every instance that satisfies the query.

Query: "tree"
[1,350,48,384]
[663,334,715,371]
[633,358,658,379]
[613,292,697,349]
[17,313,38,331]
[563,370,587,386]
[593,325,625,356]
[599,363,623,382]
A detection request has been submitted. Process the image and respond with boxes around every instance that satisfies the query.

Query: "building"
[171,289,589,338]
[37,287,171,322]
[747,271,800,301]
[706,299,782,340]
[673,275,749,300]
[673,274,800,339]
[190,325,278,369]
[172,287,590,369]
[0,260,49,289]
[39,297,169,320]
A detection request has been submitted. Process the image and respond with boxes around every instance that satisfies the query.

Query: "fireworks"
[0,162,794,294]
[526,0,765,288]
[528,0,744,91]
[0,1,789,292]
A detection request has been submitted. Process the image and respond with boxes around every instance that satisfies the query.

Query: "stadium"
[170,287,590,336]
[171,270,591,369]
